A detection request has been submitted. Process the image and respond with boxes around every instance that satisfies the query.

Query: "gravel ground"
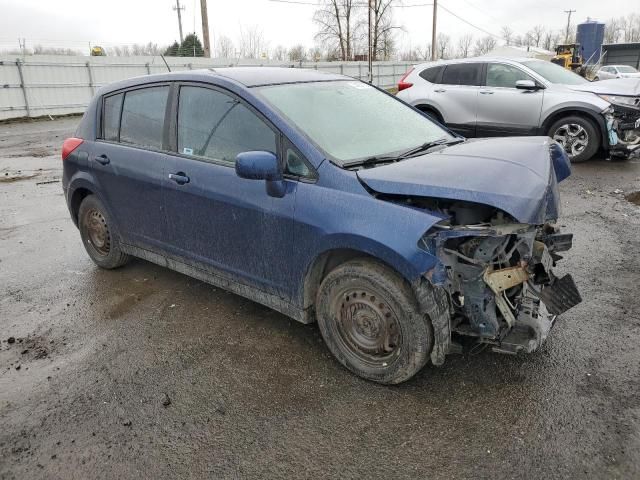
[1,117,639,479]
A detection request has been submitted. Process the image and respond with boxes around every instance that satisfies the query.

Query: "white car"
[396,57,640,162]
[594,65,640,81]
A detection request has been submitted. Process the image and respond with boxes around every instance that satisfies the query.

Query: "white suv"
[396,57,618,162]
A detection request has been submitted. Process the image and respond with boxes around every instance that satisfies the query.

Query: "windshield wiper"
[396,137,464,159]
[344,137,464,168]
[344,154,399,168]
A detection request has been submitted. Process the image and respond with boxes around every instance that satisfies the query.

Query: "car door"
[476,62,544,137]
[430,62,482,137]
[162,84,296,296]
[90,85,171,251]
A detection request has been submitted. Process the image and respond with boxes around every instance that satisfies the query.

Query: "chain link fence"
[0,55,414,121]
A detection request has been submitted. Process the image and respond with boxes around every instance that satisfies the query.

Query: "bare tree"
[436,33,451,59]
[215,35,234,58]
[238,25,268,59]
[531,25,545,47]
[473,36,497,56]
[501,26,513,46]
[457,34,473,58]
[288,45,307,62]
[369,0,400,61]
[378,28,397,60]
[33,45,82,56]
[314,0,356,60]
[309,46,324,61]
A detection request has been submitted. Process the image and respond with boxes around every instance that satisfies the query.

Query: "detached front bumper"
[424,223,582,355]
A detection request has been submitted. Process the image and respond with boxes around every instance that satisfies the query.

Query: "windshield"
[617,66,638,73]
[522,60,588,85]
[256,81,452,164]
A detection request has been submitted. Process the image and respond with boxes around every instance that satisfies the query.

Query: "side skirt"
[121,243,314,324]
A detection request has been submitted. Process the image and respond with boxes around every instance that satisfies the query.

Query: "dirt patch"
[3,334,56,362]
[0,172,39,183]
[7,148,53,158]
[625,191,640,206]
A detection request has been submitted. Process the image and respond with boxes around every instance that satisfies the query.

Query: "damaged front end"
[421,211,581,356]
[603,100,640,158]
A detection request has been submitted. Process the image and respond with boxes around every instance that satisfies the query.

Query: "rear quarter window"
[102,93,123,141]
[419,66,442,83]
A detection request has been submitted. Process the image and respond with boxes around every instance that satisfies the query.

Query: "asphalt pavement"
[1,117,639,479]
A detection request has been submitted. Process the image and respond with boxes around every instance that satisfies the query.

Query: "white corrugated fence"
[0,55,414,121]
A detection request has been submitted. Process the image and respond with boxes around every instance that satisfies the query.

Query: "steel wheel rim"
[332,288,402,366]
[85,208,111,256]
[553,123,589,158]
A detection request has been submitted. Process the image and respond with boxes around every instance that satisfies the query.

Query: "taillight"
[397,67,414,92]
[62,137,83,160]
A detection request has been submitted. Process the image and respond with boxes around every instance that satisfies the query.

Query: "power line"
[266,0,433,7]
[438,3,503,40]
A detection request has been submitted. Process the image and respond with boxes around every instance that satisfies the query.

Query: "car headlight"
[597,94,640,109]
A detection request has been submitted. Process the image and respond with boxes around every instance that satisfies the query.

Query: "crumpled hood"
[357,136,569,224]
[568,78,640,96]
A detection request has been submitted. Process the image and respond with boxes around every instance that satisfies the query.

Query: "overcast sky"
[0,0,628,54]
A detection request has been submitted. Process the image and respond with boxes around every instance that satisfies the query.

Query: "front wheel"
[549,115,600,163]
[315,259,433,384]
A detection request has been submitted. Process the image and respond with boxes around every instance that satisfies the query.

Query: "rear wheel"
[593,76,599,81]
[315,259,433,384]
[78,195,129,269]
[549,115,600,163]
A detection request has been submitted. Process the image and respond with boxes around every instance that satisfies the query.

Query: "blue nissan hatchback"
[62,67,580,384]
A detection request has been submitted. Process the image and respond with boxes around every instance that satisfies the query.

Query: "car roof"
[97,66,351,95]
[411,56,543,70]
[212,66,348,86]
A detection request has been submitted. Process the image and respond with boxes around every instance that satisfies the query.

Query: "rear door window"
[441,63,482,86]
[119,86,169,150]
[486,63,534,88]
[177,86,277,164]
[102,93,123,141]
[419,66,442,83]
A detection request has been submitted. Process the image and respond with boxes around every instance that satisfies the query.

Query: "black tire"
[78,195,129,269]
[315,259,433,384]
[593,76,599,81]
[548,115,600,163]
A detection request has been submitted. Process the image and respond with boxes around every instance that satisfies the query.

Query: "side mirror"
[516,79,541,90]
[235,150,287,198]
[235,151,282,181]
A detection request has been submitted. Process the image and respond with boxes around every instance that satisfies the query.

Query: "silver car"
[594,65,640,81]
[396,57,640,162]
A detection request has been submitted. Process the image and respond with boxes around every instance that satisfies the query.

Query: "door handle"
[434,88,446,93]
[94,154,110,165]
[479,90,494,95]
[169,172,190,185]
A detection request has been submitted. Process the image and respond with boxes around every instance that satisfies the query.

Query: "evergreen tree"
[179,34,204,57]
[164,41,180,56]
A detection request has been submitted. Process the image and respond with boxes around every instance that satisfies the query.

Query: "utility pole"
[368,0,373,82]
[173,0,185,44]
[200,0,211,58]
[431,0,438,61]
[564,9,576,43]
